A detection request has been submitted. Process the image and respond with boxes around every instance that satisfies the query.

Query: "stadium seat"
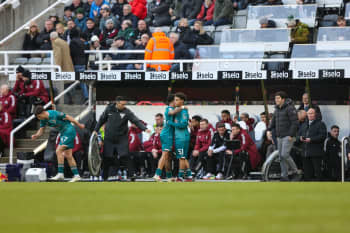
[42,57,51,64]
[149,26,170,33]
[12,57,28,65]
[27,57,42,65]
[213,31,222,45]
[319,14,338,27]
[215,25,231,31]
[203,25,215,33]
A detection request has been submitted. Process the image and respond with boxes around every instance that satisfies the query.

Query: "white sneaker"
[69,175,81,183]
[49,173,64,181]
[203,173,213,180]
[215,173,223,180]
[153,175,161,182]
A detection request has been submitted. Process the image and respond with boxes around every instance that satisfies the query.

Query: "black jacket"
[324,135,341,161]
[22,33,40,51]
[297,119,327,157]
[132,28,152,45]
[94,104,147,142]
[36,29,54,50]
[83,27,101,41]
[181,0,202,19]
[70,37,86,66]
[182,29,214,48]
[111,41,134,69]
[210,131,230,151]
[148,0,171,26]
[268,98,298,138]
[174,41,191,59]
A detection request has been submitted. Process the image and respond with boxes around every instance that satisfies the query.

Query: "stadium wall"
[96,105,350,139]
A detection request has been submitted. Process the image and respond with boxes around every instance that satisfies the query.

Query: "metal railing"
[0,0,66,46]
[341,136,349,183]
[9,80,81,164]
[0,50,55,74]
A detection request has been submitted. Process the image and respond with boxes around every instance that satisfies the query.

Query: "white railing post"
[341,136,349,183]
[4,52,9,75]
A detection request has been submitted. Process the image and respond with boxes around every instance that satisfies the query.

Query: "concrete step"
[15,139,46,148]
[25,130,50,139]
[3,147,34,159]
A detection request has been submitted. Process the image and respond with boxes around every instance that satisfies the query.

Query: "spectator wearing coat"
[288,18,310,44]
[146,0,172,26]
[180,0,203,25]
[297,108,327,181]
[99,19,118,48]
[196,0,216,26]
[69,0,85,14]
[99,6,116,31]
[117,4,139,29]
[110,36,134,70]
[89,0,109,20]
[74,8,88,31]
[83,18,101,41]
[130,0,147,20]
[169,32,191,71]
[213,0,234,26]
[36,19,55,50]
[117,20,135,42]
[22,22,40,55]
[111,0,127,19]
[51,32,74,72]
[132,20,152,46]
[324,125,341,181]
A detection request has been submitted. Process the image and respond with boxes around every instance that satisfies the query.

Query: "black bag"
[6,164,23,181]
[17,152,35,160]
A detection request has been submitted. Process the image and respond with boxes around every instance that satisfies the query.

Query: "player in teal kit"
[153,94,184,182]
[31,106,85,182]
[168,92,193,182]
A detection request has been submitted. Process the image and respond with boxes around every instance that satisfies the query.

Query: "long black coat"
[297,119,327,157]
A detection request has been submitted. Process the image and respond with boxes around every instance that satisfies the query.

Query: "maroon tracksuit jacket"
[143,133,162,153]
[194,128,213,152]
[0,111,12,147]
[0,91,16,118]
[128,126,143,152]
[13,79,49,103]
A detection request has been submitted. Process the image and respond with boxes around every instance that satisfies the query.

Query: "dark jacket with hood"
[147,0,171,26]
[213,0,234,22]
[268,98,298,138]
[181,0,203,20]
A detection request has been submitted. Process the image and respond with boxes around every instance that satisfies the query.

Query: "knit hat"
[16,65,25,74]
[76,7,85,15]
[105,19,114,26]
[23,70,32,79]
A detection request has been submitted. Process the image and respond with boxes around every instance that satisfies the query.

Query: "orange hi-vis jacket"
[144,32,175,71]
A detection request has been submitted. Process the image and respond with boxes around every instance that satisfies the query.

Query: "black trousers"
[17,95,45,117]
[325,156,341,181]
[190,151,208,174]
[226,152,251,178]
[145,152,160,176]
[302,156,323,181]
[207,151,225,174]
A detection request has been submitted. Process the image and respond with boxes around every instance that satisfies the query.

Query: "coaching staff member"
[94,96,150,180]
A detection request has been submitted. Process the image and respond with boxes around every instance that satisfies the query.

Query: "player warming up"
[153,94,184,182]
[168,92,192,182]
[32,106,85,182]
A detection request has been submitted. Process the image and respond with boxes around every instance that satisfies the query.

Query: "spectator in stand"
[22,22,40,55]
[70,0,84,15]
[0,104,12,157]
[264,0,283,5]
[191,119,213,175]
[84,0,94,16]
[49,15,60,27]
[204,123,230,180]
[216,109,234,129]
[324,125,341,181]
[74,8,87,32]
[298,93,322,120]
[169,0,182,25]
[240,112,255,142]
[64,20,79,43]
[213,0,234,26]
[233,0,248,10]
[183,20,214,57]
[99,19,118,48]
[36,19,55,50]
[56,23,66,39]
[146,0,172,26]
[226,123,261,178]
[336,16,347,27]
[297,108,327,181]
[69,28,89,104]
[62,7,74,26]
[110,36,134,69]
[129,33,150,70]
[259,17,276,28]
[143,125,163,176]
[288,18,309,44]
[196,0,216,26]
[180,0,203,26]
[267,91,300,181]
[130,0,147,20]
[144,28,174,71]
[99,6,116,31]
[89,0,109,20]
[117,4,139,29]
[112,0,127,19]
[83,18,101,41]
[169,32,191,71]
[128,123,144,178]
[132,20,152,46]
[0,84,16,119]
[117,20,135,42]
[51,32,74,72]
[175,18,191,40]
[254,112,268,150]
[87,35,105,70]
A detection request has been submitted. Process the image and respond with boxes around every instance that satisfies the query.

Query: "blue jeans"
[74,65,88,100]
[213,18,231,27]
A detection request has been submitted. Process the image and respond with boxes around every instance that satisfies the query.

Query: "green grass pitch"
[1,182,349,233]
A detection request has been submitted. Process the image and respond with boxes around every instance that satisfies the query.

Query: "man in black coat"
[36,19,55,50]
[267,91,300,181]
[169,32,191,71]
[297,108,327,181]
[110,36,134,70]
[94,96,151,180]
[297,93,322,120]
[146,0,172,26]
[324,125,341,181]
